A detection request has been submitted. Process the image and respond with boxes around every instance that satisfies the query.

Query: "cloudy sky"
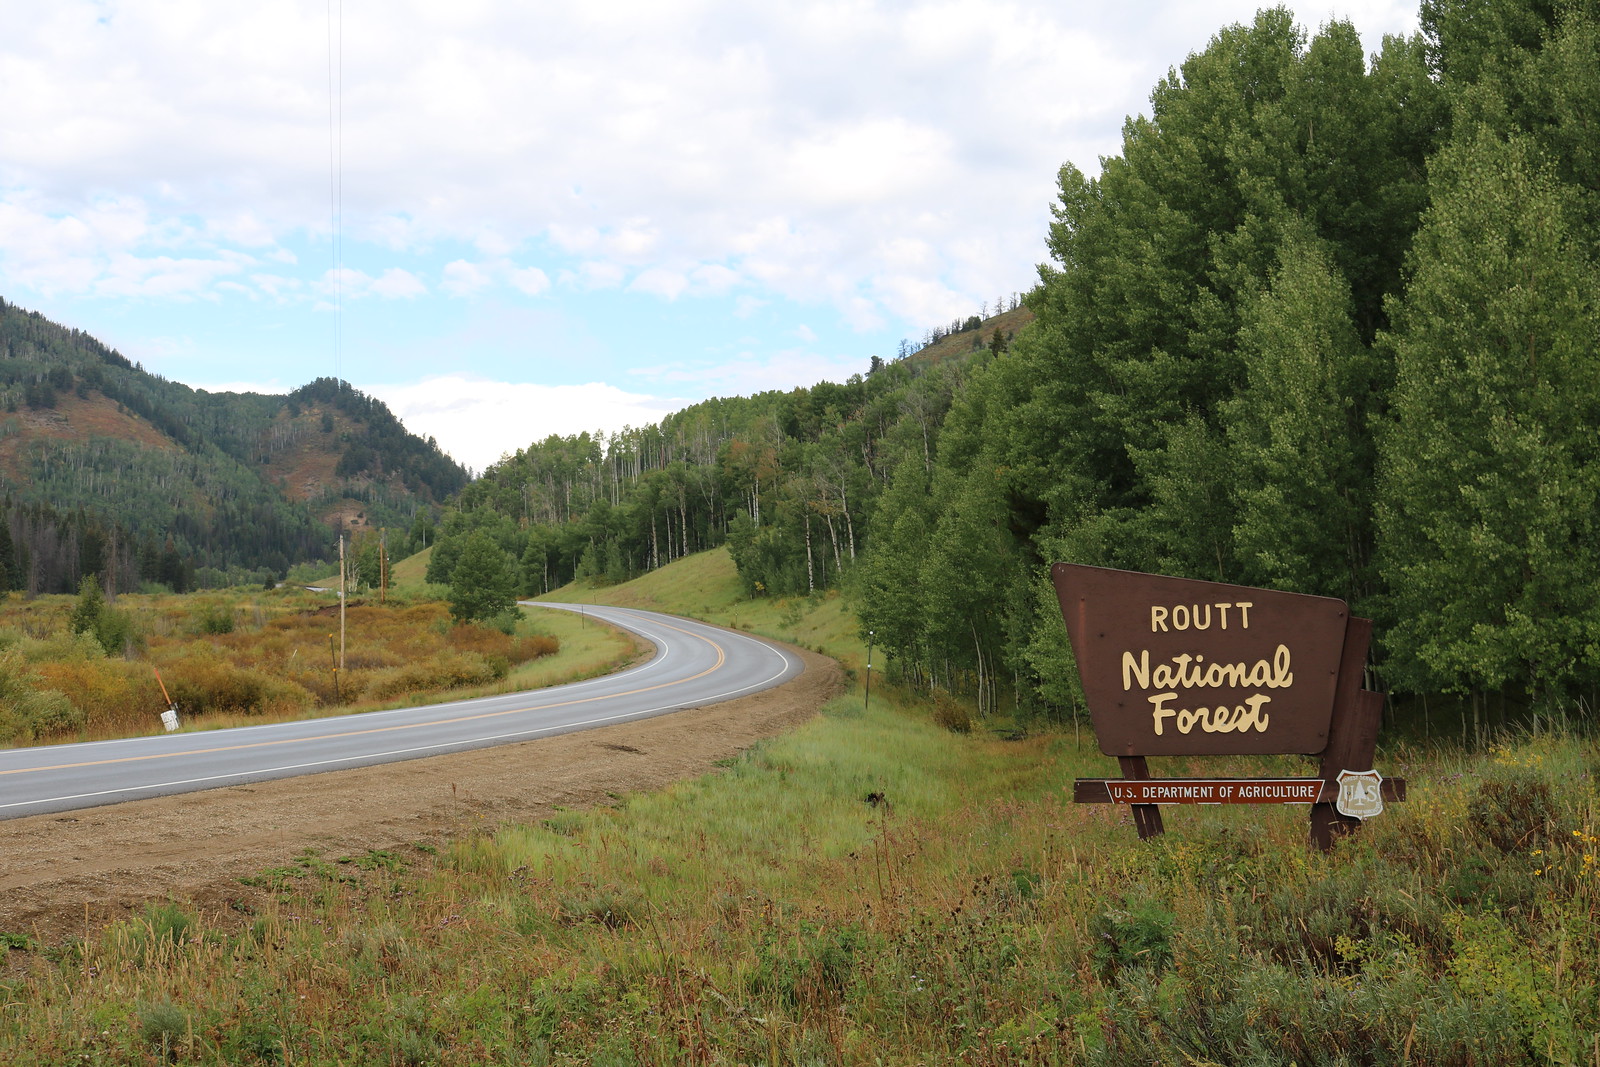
[1,0,1418,472]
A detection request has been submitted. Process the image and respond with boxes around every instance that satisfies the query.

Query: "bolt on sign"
[1052,563,1405,850]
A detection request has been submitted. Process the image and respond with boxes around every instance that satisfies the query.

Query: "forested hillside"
[429,0,1600,719]
[0,301,467,592]
[423,348,986,597]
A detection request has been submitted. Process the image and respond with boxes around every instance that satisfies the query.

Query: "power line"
[326,0,343,389]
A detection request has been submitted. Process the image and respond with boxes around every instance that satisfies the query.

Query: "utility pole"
[328,633,341,703]
[865,630,874,711]
[338,533,346,672]
[379,527,387,605]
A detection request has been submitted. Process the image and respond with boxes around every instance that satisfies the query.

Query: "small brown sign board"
[1074,777,1408,806]
[1051,563,1404,849]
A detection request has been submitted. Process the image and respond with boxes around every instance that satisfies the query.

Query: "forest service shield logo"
[1335,769,1384,820]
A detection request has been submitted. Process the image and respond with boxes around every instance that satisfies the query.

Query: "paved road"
[0,604,804,821]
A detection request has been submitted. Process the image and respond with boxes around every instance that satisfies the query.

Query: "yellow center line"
[3,615,727,779]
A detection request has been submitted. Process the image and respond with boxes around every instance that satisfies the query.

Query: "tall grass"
[2,704,1595,1064]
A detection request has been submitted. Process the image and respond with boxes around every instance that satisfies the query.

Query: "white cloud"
[370,268,428,299]
[250,272,302,299]
[630,267,688,300]
[508,265,550,296]
[97,252,250,299]
[205,211,280,248]
[630,347,870,398]
[690,263,739,294]
[0,0,1423,414]
[0,0,1153,325]
[472,230,518,258]
[318,266,427,302]
[442,259,492,297]
[560,261,627,291]
[370,376,683,472]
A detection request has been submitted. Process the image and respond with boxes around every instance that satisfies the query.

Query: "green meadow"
[2,549,1596,1065]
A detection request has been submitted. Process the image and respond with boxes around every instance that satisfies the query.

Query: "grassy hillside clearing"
[1,548,1595,1064]
[387,543,434,589]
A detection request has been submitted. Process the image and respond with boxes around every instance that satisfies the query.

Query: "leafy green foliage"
[1225,232,1379,600]
[66,574,137,654]
[448,531,518,624]
[1377,128,1600,696]
[0,650,82,742]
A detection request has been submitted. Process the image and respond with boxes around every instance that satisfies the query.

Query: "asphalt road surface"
[0,604,804,821]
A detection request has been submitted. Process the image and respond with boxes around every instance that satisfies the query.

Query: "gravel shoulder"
[0,639,840,946]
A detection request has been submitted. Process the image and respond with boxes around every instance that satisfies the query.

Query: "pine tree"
[0,516,15,593]
[68,574,106,638]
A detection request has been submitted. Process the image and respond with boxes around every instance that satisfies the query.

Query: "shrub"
[1091,896,1176,979]
[446,621,514,659]
[1468,768,1557,852]
[190,600,237,635]
[138,1001,189,1055]
[67,575,142,654]
[34,659,163,729]
[930,691,972,733]
[0,650,83,742]
[361,652,500,701]
[91,606,140,655]
[444,618,557,666]
[163,651,314,716]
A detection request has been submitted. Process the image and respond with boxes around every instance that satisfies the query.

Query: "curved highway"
[0,604,805,821]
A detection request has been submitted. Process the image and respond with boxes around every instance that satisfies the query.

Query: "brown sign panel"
[1052,563,1349,758]
[1075,777,1407,806]
[1103,778,1321,804]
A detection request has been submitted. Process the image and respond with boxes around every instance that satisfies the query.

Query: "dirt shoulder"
[0,640,840,945]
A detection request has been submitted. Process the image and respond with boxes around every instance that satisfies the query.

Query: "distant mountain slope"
[0,297,468,590]
[907,304,1034,366]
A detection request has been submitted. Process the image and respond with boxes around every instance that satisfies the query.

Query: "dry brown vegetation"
[0,390,176,482]
[0,589,558,744]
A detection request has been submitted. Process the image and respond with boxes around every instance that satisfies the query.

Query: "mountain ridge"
[0,297,468,590]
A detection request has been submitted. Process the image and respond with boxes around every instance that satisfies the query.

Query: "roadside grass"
[3,700,1595,1063]
[3,549,1597,1063]
[501,605,643,693]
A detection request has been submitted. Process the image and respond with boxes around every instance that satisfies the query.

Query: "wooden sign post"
[1051,563,1404,850]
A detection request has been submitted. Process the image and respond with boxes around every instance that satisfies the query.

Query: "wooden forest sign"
[1051,563,1405,850]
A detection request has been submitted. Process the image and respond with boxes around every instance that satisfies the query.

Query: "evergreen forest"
[425,0,1600,718]
[0,301,468,594]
